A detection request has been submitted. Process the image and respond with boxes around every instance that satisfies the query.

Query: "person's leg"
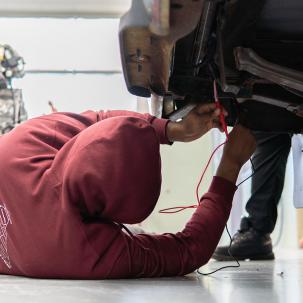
[213,132,291,260]
[244,132,292,233]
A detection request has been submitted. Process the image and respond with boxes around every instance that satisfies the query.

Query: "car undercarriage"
[119,0,303,133]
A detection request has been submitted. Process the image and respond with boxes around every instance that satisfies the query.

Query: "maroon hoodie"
[0,110,236,279]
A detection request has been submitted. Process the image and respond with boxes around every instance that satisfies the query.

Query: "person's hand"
[166,103,227,142]
[217,125,257,183]
[222,124,256,167]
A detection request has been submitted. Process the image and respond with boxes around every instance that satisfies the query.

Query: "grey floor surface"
[0,250,302,303]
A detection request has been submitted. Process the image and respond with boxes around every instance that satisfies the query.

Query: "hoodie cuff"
[150,117,172,145]
[208,176,237,203]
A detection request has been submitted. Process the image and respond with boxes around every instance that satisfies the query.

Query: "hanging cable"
[159,80,266,275]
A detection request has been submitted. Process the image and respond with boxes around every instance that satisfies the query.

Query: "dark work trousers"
[240,132,292,234]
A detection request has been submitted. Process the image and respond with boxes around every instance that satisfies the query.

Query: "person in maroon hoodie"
[0,103,256,279]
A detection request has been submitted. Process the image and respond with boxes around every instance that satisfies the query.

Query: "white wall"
[143,134,213,233]
[0,18,137,117]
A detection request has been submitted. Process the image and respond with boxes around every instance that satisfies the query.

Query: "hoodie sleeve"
[96,110,171,145]
[102,176,237,278]
[35,110,171,146]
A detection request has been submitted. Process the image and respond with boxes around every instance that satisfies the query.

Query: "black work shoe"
[212,228,275,261]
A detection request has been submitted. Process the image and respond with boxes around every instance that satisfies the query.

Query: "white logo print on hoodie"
[0,203,12,269]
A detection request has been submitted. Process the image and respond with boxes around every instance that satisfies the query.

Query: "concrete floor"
[0,250,302,303]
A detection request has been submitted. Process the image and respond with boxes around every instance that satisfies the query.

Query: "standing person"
[213,132,292,260]
[0,104,256,278]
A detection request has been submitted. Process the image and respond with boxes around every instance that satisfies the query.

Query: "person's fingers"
[199,107,227,131]
[195,103,217,114]
[212,116,225,131]
[215,104,228,116]
[193,103,228,117]
[212,115,220,124]
[212,121,224,132]
[201,108,221,122]
[191,109,222,134]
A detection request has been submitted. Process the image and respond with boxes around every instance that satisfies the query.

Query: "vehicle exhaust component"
[234,47,303,93]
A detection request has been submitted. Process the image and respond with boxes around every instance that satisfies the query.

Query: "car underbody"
[119,0,303,133]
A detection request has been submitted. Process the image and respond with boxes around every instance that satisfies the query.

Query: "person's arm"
[40,103,223,147]
[107,176,236,278]
[96,103,224,145]
[104,125,256,278]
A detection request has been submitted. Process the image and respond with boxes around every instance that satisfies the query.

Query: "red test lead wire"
[213,80,229,139]
[159,80,229,214]
[159,140,226,214]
